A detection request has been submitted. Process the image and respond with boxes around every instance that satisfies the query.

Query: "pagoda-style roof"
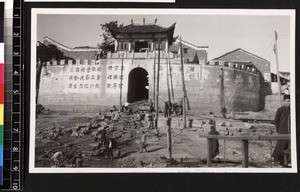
[108,23,176,34]
[108,22,176,45]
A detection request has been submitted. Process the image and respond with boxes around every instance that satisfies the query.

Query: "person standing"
[106,139,114,160]
[272,95,291,166]
[148,113,154,130]
[140,131,148,153]
[149,99,154,112]
[164,101,169,117]
[208,126,220,159]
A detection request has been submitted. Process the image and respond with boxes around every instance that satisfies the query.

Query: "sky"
[37,13,292,73]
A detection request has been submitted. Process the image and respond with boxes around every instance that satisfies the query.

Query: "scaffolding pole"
[168,52,174,101]
[179,36,187,128]
[274,31,282,106]
[155,40,161,130]
[153,51,156,109]
[119,53,124,111]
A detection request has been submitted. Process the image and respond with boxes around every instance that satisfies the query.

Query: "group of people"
[164,100,183,117]
[105,94,291,167]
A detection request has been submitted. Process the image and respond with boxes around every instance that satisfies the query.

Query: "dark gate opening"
[127,68,149,103]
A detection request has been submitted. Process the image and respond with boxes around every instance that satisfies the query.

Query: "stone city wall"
[38,58,260,112]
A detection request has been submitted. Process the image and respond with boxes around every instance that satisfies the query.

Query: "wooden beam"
[207,139,212,167]
[199,134,290,141]
[199,134,259,140]
[259,134,290,141]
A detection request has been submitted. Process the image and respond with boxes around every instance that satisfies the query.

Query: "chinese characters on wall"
[106,64,122,93]
[66,65,102,92]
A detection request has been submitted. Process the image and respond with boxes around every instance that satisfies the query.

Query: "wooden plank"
[242,140,249,168]
[207,139,212,167]
[199,134,259,141]
[199,134,290,141]
[259,134,290,141]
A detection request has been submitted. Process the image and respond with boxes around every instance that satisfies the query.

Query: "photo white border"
[30,8,296,173]
[25,0,175,2]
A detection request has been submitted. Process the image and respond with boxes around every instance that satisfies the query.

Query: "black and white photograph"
[29,9,296,173]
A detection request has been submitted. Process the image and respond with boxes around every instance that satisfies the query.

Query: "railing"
[107,51,175,59]
[199,134,290,168]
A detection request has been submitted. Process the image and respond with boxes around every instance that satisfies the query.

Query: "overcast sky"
[37,14,291,73]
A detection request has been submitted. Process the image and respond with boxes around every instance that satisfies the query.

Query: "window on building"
[183,48,188,54]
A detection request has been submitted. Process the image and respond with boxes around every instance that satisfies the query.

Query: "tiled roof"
[212,48,269,63]
[108,23,176,34]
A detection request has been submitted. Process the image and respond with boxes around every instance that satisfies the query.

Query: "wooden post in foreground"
[207,139,212,167]
[167,117,172,158]
[242,140,249,168]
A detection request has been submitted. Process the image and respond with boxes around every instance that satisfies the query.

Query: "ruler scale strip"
[0,1,4,187]
[11,0,22,190]
[1,0,22,190]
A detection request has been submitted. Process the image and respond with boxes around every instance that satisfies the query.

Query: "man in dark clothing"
[164,102,169,117]
[208,126,220,159]
[149,99,154,112]
[148,114,155,130]
[272,95,291,166]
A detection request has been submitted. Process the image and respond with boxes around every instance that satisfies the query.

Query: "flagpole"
[274,31,282,106]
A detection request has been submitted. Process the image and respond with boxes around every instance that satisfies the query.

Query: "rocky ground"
[35,103,283,169]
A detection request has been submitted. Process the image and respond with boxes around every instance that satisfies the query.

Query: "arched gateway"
[127,67,149,103]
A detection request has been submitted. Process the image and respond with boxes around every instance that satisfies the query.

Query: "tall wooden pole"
[168,53,174,101]
[153,51,156,108]
[274,31,282,106]
[179,36,187,128]
[119,53,124,111]
[166,58,171,102]
[155,40,161,129]
[167,117,172,158]
[36,60,43,104]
